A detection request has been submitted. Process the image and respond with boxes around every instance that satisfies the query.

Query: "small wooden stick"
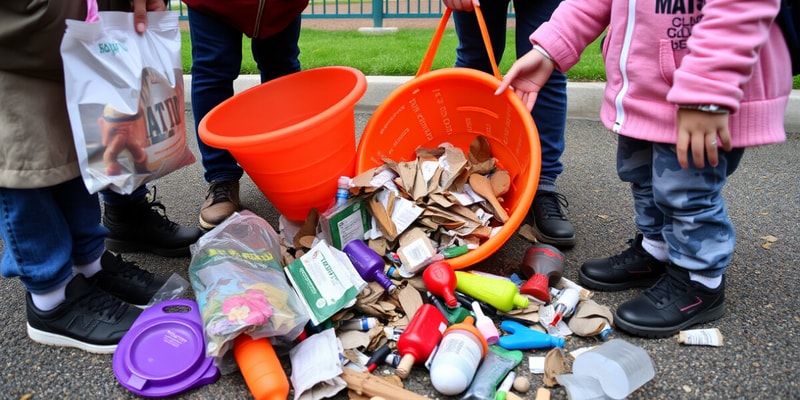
[340,368,428,400]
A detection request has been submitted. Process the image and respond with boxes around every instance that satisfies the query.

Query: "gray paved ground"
[1,105,798,399]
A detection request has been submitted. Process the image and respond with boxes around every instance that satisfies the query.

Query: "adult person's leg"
[189,7,246,230]
[452,0,510,72]
[251,16,302,83]
[513,0,575,248]
[453,1,575,248]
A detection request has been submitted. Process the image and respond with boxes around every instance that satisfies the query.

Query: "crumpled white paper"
[289,328,346,400]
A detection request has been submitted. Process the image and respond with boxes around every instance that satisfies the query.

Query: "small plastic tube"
[441,245,469,259]
[495,371,516,400]
[338,317,378,332]
[471,301,499,344]
[459,345,522,400]
[549,287,580,326]
[335,176,350,206]
[599,322,614,341]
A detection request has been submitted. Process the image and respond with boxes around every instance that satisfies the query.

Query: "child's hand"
[676,109,732,169]
[495,48,556,111]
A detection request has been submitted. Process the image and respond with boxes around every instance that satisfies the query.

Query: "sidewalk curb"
[184,75,800,131]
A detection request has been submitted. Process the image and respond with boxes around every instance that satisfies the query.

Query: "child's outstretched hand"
[676,109,732,169]
[494,48,556,111]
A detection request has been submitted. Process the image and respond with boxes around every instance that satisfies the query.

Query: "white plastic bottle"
[429,316,488,395]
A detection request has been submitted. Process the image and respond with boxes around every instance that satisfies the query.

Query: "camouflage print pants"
[616,136,745,277]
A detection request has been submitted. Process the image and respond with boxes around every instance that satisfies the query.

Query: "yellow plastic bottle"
[454,271,529,312]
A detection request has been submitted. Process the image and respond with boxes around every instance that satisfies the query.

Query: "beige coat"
[0,0,132,188]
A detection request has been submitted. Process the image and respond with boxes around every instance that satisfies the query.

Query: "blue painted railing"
[170,0,508,28]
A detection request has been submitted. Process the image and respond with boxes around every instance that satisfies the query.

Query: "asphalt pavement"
[0,78,798,400]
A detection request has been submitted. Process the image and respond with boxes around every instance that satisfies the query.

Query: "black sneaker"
[579,233,667,291]
[614,266,725,338]
[90,251,169,307]
[528,191,576,248]
[103,188,203,257]
[26,274,142,353]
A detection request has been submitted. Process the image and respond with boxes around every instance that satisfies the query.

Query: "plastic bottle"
[423,261,459,308]
[471,301,499,344]
[454,271,529,312]
[233,335,289,400]
[335,176,350,206]
[518,244,565,303]
[343,239,397,294]
[396,303,448,379]
[429,316,488,395]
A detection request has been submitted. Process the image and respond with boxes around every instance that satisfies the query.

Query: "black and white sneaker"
[579,233,667,291]
[26,274,142,353]
[91,251,168,308]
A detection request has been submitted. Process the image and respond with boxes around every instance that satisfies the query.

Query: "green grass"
[180,28,606,80]
[180,28,799,88]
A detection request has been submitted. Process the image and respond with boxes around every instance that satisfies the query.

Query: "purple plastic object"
[113,298,220,397]
[343,239,397,294]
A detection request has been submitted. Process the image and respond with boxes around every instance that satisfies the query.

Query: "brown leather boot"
[199,180,241,230]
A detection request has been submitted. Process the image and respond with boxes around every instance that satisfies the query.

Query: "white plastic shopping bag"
[61,11,195,194]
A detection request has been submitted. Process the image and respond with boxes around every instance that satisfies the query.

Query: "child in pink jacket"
[497,0,791,337]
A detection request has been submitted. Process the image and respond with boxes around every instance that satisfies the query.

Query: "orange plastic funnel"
[199,67,367,221]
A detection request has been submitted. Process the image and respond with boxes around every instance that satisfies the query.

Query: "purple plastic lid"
[113,299,219,397]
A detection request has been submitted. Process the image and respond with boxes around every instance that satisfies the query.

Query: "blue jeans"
[453,0,567,191]
[0,177,107,293]
[616,136,745,277]
[187,8,302,184]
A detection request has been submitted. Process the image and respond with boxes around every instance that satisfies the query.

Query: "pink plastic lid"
[113,299,219,397]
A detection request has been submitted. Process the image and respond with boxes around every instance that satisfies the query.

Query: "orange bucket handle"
[415,6,502,80]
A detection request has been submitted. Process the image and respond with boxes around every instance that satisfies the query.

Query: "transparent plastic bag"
[189,210,309,373]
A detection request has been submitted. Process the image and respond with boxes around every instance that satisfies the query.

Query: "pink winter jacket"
[532,0,791,147]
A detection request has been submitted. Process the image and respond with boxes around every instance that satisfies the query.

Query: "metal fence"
[171,0,465,28]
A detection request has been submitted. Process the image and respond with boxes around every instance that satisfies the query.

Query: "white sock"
[641,237,669,262]
[30,279,69,311]
[690,273,722,289]
[74,256,102,278]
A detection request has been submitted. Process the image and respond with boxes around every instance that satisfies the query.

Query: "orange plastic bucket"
[199,67,367,221]
[356,8,540,269]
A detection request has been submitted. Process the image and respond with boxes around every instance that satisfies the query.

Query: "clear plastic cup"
[572,339,655,399]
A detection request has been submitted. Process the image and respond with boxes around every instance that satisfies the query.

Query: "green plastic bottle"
[454,271,529,312]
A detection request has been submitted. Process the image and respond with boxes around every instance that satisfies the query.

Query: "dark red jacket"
[182,0,309,39]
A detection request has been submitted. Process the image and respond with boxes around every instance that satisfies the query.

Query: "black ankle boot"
[103,194,202,257]
[528,191,576,248]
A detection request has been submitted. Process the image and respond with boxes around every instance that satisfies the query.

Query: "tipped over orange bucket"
[356,9,540,269]
[199,67,367,221]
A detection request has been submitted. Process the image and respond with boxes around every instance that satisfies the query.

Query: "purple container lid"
[113,299,219,397]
